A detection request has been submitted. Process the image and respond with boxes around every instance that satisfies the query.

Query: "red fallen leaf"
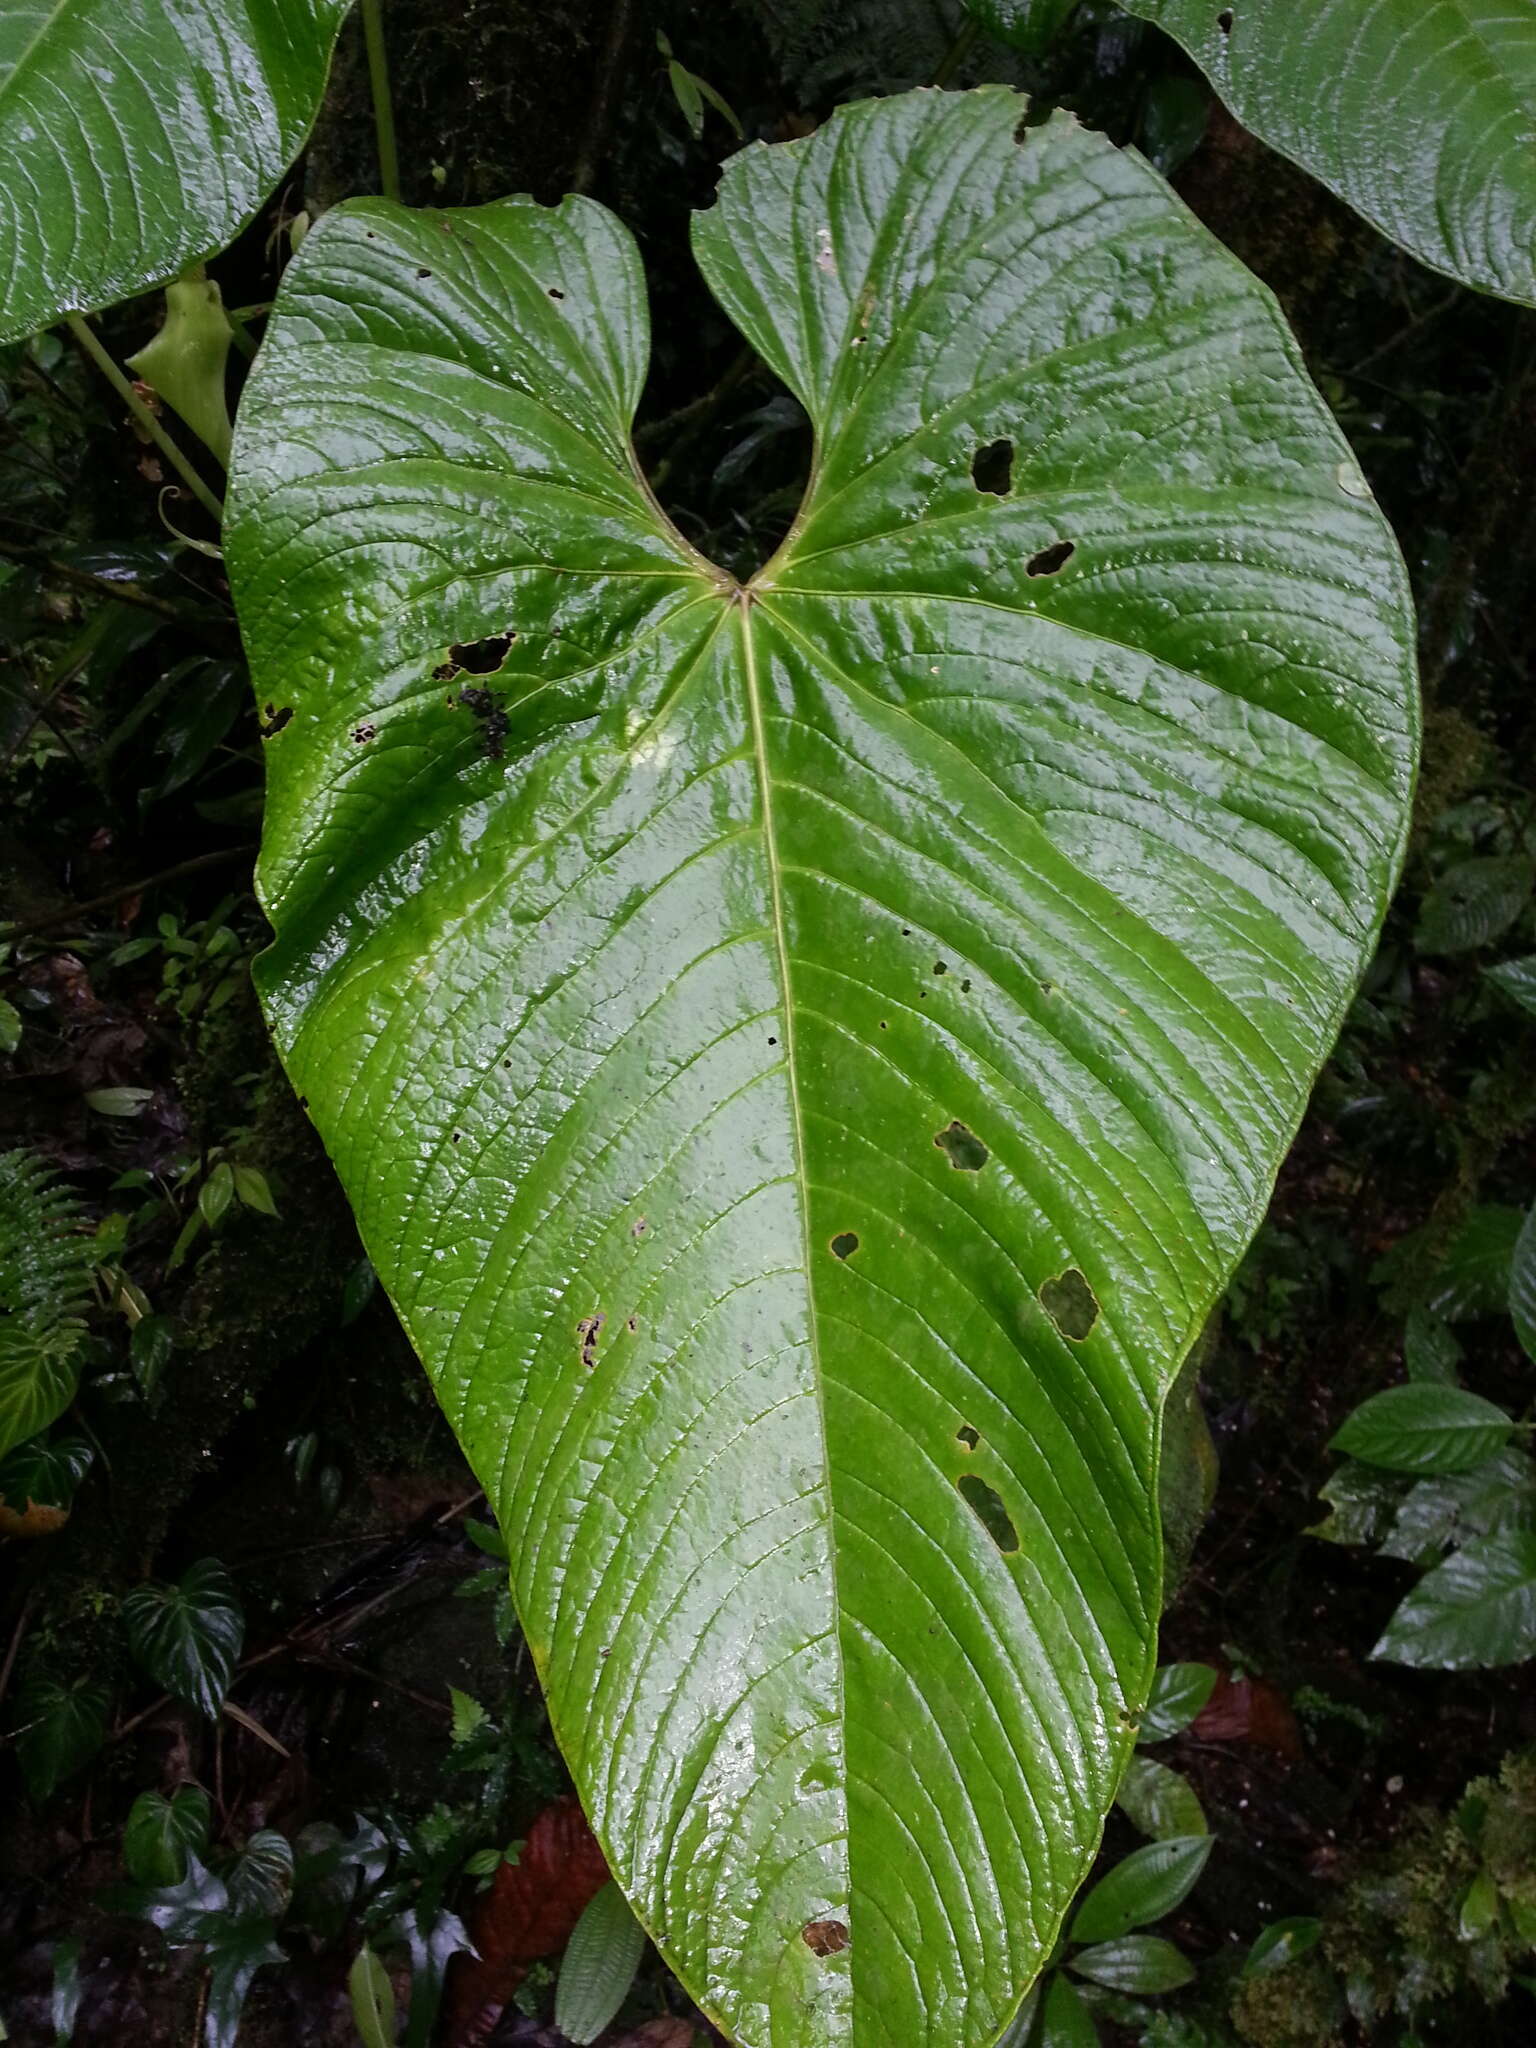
[1191,1670,1301,1758]
[442,1795,611,2047]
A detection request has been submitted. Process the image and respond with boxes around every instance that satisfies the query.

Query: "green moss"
[1233,1754,1536,2046]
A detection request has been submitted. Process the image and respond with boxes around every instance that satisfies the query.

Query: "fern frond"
[0,1150,95,1460]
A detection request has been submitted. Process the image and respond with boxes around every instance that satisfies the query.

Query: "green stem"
[932,17,981,88]
[65,314,224,525]
[361,0,402,203]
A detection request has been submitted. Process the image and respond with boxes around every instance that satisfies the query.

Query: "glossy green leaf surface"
[226,88,1416,2048]
[0,0,349,345]
[1120,3,1536,304]
[1330,1384,1513,1475]
[1375,1530,1536,1668]
[122,1556,245,1717]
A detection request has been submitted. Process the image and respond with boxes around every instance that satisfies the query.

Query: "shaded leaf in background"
[1375,1531,1536,1668]
[227,88,1416,2045]
[0,0,351,345]
[121,1557,245,1718]
[1068,1836,1212,1945]
[1120,2,1536,304]
[1510,1203,1536,1363]
[1038,1970,1099,2048]
[554,1880,649,2045]
[1402,1309,1462,1385]
[1244,1917,1322,1976]
[226,1829,295,1919]
[965,1,1079,55]
[0,1431,93,1537]
[443,1797,610,2046]
[1375,1205,1525,1321]
[1115,1754,1207,1841]
[1310,1460,1404,1548]
[1416,855,1534,955]
[1380,1450,1536,1567]
[14,1667,110,1800]
[1331,1384,1513,1475]
[1137,1661,1218,1743]
[202,1918,287,2048]
[1484,954,1536,1017]
[0,1150,95,1461]
[124,1786,213,1888]
[51,1933,83,2046]
[1068,1933,1194,1993]
[350,1942,398,2048]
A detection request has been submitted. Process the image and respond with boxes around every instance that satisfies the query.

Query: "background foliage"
[1,3,1534,2046]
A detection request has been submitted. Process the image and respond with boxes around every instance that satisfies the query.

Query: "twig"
[0,1590,38,1716]
[0,846,256,944]
[65,315,224,525]
[221,1697,291,1758]
[573,0,638,195]
[361,0,402,203]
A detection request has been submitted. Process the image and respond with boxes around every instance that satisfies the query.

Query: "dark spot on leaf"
[1218,8,1233,32]
[878,1019,888,1030]
[626,1316,637,1333]
[956,1424,980,1450]
[935,1120,988,1171]
[548,286,565,300]
[631,1217,647,1239]
[961,978,972,993]
[901,926,911,936]
[768,1036,778,1046]
[578,1313,605,1370]
[958,1474,1018,1552]
[259,705,292,739]
[830,1232,859,1260]
[1039,1267,1099,1341]
[1026,539,1076,577]
[933,961,947,976]
[802,1920,850,1957]
[971,438,1014,496]
[450,631,515,675]
[352,723,376,743]
[416,267,432,279]
[458,685,510,761]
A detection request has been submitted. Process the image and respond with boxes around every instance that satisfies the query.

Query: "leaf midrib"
[737,586,853,1989]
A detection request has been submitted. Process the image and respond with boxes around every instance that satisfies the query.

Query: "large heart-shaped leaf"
[226,88,1415,2047]
[1120,3,1536,304]
[0,0,349,345]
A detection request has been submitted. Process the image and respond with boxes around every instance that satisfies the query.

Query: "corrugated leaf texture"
[1122,2,1536,304]
[0,0,348,343]
[226,89,1417,2048]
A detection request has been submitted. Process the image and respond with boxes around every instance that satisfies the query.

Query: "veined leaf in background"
[123,1786,213,1889]
[1331,1384,1513,1475]
[122,1557,245,1717]
[965,2,1079,55]
[0,1151,95,1462]
[1120,2,1536,305]
[1510,1203,1536,1362]
[0,0,350,346]
[227,89,1415,2047]
[1375,1530,1536,1668]
[555,1881,649,2045]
